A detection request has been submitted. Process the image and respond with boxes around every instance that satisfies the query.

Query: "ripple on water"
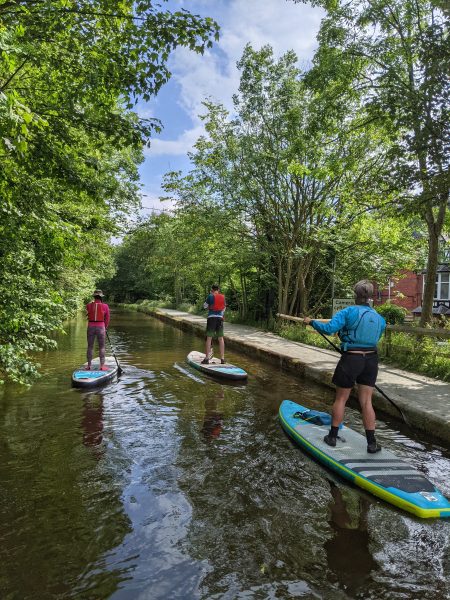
[2,311,450,600]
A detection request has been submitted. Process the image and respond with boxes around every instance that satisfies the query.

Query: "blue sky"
[136,0,324,218]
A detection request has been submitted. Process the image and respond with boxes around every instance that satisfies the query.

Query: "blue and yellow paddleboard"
[187,351,247,381]
[279,400,450,519]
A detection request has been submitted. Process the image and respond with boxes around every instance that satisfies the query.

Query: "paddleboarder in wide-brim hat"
[86,289,110,371]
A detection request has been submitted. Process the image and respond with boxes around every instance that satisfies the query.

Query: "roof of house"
[412,304,450,315]
[419,264,450,274]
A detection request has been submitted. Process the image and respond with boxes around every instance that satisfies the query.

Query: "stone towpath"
[146,308,450,445]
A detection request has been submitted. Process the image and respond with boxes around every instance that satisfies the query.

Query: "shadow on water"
[201,389,224,444]
[1,309,450,599]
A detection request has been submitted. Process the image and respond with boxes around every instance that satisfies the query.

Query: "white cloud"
[140,189,175,212]
[134,104,156,120]
[222,0,323,60]
[144,0,324,158]
[144,124,204,157]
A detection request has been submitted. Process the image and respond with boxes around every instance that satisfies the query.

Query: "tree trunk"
[232,279,242,317]
[277,259,283,314]
[420,201,446,326]
[298,276,308,315]
[174,271,182,305]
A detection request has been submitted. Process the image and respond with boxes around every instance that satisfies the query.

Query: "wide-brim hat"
[93,289,104,297]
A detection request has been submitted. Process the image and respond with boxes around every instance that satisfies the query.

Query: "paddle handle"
[277,313,331,323]
[105,329,123,374]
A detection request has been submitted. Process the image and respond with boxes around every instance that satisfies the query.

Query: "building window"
[442,247,450,262]
[435,272,450,300]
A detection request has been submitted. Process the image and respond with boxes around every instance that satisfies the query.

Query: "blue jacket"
[312,305,386,351]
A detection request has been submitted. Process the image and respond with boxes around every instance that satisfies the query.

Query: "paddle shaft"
[105,329,123,374]
[311,326,408,424]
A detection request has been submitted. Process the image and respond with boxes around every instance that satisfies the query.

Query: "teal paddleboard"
[72,356,118,388]
[187,351,247,381]
[279,400,450,519]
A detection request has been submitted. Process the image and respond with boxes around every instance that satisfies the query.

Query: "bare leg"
[331,387,352,427]
[218,337,225,360]
[357,385,376,430]
[205,336,212,358]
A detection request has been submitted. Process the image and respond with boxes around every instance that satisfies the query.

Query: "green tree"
[0,1,219,383]
[160,172,258,316]
[296,0,449,324]
[107,42,422,323]
[108,201,257,318]
[178,45,400,315]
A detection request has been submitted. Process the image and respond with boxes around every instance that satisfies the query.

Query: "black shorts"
[206,317,224,338]
[332,352,378,388]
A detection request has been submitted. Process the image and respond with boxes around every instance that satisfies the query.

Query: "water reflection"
[201,389,224,443]
[1,310,450,599]
[0,384,131,599]
[82,392,105,456]
[325,480,377,595]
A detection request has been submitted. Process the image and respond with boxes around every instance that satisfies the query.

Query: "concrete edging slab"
[127,305,450,446]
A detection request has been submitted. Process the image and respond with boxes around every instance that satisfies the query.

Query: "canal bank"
[132,306,450,446]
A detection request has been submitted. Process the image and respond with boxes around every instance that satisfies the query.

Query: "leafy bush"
[375,302,408,325]
[177,302,196,313]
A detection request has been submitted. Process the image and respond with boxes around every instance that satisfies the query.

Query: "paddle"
[105,329,123,375]
[295,317,409,425]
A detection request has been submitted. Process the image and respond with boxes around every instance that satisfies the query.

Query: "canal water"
[1,310,450,600]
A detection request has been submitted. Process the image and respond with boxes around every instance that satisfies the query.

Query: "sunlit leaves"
[299,0,449,323]
[0,1,219,383]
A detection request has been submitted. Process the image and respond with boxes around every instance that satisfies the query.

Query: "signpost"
[332,298,354,315]
[332,298,373,315]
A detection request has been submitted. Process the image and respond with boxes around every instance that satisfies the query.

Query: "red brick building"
[373,270,423,312]
[373,265,450,315]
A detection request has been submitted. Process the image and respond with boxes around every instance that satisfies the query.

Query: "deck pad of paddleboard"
[279,400,450,519]
[187,351,247,381]
[72,356,118,387]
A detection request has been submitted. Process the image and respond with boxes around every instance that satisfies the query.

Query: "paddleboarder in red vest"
[201,284,226,364]
[86,289,110,370]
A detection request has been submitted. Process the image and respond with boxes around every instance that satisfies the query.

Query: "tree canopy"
[0,1,219,383]
[295,0,449,325]
[109,43,422,321]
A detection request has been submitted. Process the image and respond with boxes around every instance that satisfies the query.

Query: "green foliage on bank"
[375,303,408,325]
[381,332,450,381]
[0,1,218,384]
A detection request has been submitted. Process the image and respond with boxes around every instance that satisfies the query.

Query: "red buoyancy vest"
[211,293,226,311]
[87,301,106,322]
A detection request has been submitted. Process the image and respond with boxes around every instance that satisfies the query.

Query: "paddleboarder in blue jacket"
[304,280,386,453]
